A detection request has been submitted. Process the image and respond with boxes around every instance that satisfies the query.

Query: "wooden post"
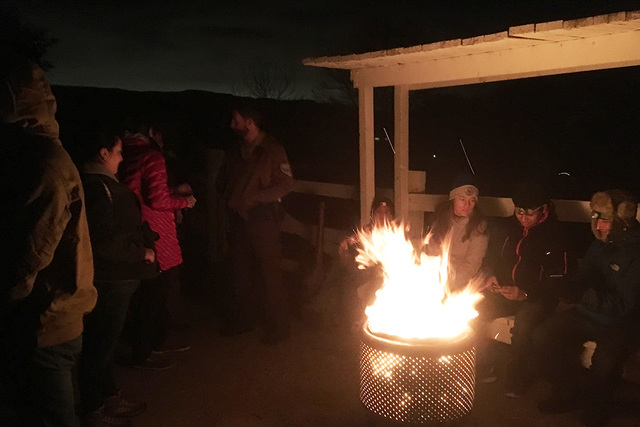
[394,85,409,223]
[358,84,375,225]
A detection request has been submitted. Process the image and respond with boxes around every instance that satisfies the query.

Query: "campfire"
[355,222,483,424]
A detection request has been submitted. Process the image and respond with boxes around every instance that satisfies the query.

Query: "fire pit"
[354,222,482,424]
[360,324,476,424]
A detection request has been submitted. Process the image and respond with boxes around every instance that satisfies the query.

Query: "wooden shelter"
[303,10,640,224]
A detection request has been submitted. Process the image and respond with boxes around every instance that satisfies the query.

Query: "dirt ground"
[114,284,640,427]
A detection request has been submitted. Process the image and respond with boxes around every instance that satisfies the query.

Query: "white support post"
[359,85,375,225]
[394,85,409,222]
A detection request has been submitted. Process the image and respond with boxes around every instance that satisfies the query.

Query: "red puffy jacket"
[119,133,189,271]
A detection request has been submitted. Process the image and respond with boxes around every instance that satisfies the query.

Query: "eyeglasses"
[514,206,543,216]
[591,211,612,221]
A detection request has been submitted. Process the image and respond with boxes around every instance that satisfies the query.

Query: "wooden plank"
[358,86,375,225]
[394,85,410,222]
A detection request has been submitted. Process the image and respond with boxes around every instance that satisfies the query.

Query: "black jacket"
[82,166,158,281]
[493,212,576,302]
[574,224,640,325]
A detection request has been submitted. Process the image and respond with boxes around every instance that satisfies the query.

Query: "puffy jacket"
[0,64,96,348]
[119,133,188,271]
[575,225,640,325]
[494,212,576,302]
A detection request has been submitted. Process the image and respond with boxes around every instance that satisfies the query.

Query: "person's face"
[453,195,476,218]
[514,205,544,229]
[372,205,392,225]
[230,111,249,140]
[102,138,123,175]
[594,218,612,242]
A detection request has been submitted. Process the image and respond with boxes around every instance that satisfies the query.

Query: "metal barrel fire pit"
[360,323,476,424]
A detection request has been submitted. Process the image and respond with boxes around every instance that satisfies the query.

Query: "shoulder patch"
[280,163,293,177]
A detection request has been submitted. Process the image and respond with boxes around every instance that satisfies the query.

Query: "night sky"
[3,0,640,99]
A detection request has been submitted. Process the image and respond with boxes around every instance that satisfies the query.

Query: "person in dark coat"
[476,181,577,396]
[78,126,158,425]
[216,102,294,345]
[534,189,640,426]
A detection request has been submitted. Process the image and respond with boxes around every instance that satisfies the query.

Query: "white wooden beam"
[394,85,409,222]
[351,30,640,89]
[358,85,375,225]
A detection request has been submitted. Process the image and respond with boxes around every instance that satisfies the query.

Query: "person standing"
[119,119,196,370]
[78,127,157,425]
[534,189,640,426]
[216,103,294,345]
[0,63,97,426]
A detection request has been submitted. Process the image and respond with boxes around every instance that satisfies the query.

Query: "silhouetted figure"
[0,63,97,426]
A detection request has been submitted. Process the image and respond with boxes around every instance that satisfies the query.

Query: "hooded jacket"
[575,221,640,325]
[119,132,189,271]
[0,64,97,348]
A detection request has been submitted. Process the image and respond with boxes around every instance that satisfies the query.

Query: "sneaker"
[103,391,147,418]
[151,342,191,354]
[132,353,177,371]
[83,406,132,427]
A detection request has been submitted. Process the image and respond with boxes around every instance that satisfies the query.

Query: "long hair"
[429,198,486,245]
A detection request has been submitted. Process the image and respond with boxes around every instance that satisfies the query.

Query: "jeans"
[1,335,82,427]
[126,271,173,363]
[78,280,139,414]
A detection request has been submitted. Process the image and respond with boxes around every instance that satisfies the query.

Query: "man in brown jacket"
[216,103,294,345]
[0,62,97,426]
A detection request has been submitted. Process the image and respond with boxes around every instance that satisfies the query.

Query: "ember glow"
[356,222,483,339]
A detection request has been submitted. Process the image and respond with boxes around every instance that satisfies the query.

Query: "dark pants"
[78,279,139,414]
[474,292,557,384]
[532,308,639,410]
[0,334,82,427]
[229,215,290,337]
[126,270,174,363]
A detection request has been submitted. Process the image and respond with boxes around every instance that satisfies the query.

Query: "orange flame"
[356,221,483,339]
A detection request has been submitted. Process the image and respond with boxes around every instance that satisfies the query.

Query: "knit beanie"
[448,173,479,200]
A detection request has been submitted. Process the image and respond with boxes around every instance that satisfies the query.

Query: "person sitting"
[424,174,489,293]
[303,197,395,332]
[476,180,577,395]
[533,189,640,426]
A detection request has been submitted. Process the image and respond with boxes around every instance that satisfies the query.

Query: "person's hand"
[185,195,196,208]
[144,248,156,264]
[498,285,527,301]
[484,276,500,292]
[174,183,193,196]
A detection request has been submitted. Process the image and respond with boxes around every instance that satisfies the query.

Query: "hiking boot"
[103,391,147,418]
[132,353,177,371]
[83,406,132,427]
[151,342,191,354]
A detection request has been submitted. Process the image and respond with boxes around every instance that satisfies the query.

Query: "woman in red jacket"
[119,120,196,370]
